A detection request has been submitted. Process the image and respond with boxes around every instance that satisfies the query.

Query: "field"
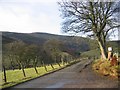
[81,49,100,58]
[0,64,65,89]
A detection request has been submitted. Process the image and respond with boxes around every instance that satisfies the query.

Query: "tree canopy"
[58,1,120,59]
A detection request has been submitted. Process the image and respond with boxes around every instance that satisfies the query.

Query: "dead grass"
[92,59,118,78]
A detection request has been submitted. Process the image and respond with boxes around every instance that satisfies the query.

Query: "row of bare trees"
[2,40,73,82]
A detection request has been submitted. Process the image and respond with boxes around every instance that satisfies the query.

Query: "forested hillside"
[2,32,97,55]
[2,32,119,70]
[2,32,119,55]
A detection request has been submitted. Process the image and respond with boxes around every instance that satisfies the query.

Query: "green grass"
[81,49,100,58]
[0,63,65,89]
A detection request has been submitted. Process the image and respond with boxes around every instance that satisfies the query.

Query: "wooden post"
[3,65,7,83]
[108,47,112,60]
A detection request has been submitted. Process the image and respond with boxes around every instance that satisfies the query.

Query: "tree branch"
[105,25,120,37]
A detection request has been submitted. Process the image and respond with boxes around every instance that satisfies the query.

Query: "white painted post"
[108,47,112,60]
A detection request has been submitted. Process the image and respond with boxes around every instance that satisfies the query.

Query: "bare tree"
[9,41,27,77]
[43,40,63,65]
[25,45,42,74]
[58,1,120,59]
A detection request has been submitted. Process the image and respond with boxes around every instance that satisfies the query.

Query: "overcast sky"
[0,0,63,35]
[0,0,119,40]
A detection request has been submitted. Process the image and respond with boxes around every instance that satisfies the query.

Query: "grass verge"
[0,64,64,89]
[0,60,80,89]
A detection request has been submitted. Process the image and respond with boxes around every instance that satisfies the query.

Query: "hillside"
[2,32,46,45]
[2,32,92,54]
[2,31,119,57]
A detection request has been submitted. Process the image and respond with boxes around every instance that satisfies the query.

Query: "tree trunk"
[17,60,21,70]
[50,64,54,69]
[9,56,14,70]
[61,57,65,65]
[33,59,39,74]
[34,67,38,74]
[97,39,107,60]
[20,64,26,77]
[44,65,48,72]
[42,61,47,72]
[18,64,21,70]
[56,61,61,67]
[3,65,7,83]
[22,67,26,77]
[56,56,61,67]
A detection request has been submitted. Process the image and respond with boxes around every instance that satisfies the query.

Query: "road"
[10,59,118,89]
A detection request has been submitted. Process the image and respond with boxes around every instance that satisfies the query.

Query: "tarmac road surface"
[10,59,118,89]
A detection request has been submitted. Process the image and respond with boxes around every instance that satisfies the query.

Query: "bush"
[92,59,118,78]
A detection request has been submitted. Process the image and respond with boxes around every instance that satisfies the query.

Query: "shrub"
[92,59,118,78]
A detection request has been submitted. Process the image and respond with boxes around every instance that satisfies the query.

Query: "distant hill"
[2,32,46,45]
[2,31,119,57]
[2,35,16,44]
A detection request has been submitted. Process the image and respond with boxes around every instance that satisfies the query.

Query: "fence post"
[3,65,7,83]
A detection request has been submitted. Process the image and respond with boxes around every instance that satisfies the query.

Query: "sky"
[0,0,62,35]
[0,0,119,40]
